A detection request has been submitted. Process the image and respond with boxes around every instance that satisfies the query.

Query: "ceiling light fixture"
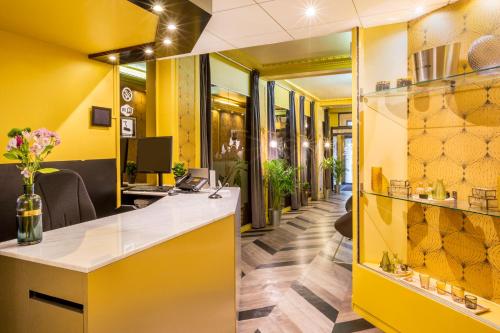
[108,55,117,62]
[152,4,164,13]
[144,47,154,55]
[324,142,331,149]
[303,141,310,148]
[270,140,278,148]
[167,23,177,31]
[415,6,424,14]
[305,6,316,17]
[163,38,172,45]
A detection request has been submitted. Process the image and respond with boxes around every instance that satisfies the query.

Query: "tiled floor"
[238,193,382,333]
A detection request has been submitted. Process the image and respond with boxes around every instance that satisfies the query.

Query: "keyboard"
[127,185,173,193]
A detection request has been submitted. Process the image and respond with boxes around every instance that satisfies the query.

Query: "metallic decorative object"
[468,35,500,70]
[376,81,390,91]
[388,179,412,197]
[413,43,460,82]
[397,78,412,88]
[465,295,478,310]
[469,187,498,210]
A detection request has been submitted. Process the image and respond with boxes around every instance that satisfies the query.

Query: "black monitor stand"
[157,173,164,187]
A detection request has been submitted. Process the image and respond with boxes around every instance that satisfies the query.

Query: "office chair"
[36,170,136,232]
[35,169,97,231]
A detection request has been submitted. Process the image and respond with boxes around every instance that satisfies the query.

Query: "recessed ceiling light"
[324,142,331,149]
[108,55,116,62]
[303,141,310,148]
[305,6,316,17]
[415,6,424,14]
[270,140,278,148]
[144,47,154,55]
[152,4,164,13]
[167,23,177,31]
[163,38,172,45]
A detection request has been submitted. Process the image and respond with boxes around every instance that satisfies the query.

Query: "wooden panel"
[87,215,237,333]
[27,298,83,333]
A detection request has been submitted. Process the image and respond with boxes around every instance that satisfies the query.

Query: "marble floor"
[238,193,382,333]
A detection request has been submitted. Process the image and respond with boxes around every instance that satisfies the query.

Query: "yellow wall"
[0,29,116,163]
[210,54,250,96]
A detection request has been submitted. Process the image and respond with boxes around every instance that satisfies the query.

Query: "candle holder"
[465,295,478,310]
[419,273,430,290]
[452,285,465,303]
[436,280,447,295]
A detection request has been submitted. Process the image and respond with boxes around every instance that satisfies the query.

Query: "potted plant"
[264,159,295,226]
[125,161,137,184]
[301,181,311,206]
[332,158,345,193]
[4,127,61,245]
[321,157,334,198]
[172,162,187,181]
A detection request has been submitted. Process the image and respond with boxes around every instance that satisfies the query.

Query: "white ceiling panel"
[359,3,446,27]
[206,4,284,40]
[353,0,448,17]
[288,18,359,39]
[191,30,235,54]
[212,0,254,13]
[259,0,358,30]
[227,30,293,49]
[288,73,353,100]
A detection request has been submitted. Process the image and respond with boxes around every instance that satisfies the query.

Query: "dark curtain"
[310,101,318,200]
[299,96,306,187]
[289,91,301,210]
[323,108,332,192]
[248,70,266,228]
[267,81,277,160]
[199,54,212,169]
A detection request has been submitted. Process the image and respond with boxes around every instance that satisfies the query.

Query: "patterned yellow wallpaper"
[407,0,500,302]
[177,57,197,167]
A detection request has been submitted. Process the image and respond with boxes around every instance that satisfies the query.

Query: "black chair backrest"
[35,169,97,231]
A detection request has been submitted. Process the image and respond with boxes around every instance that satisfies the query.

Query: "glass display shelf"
[363,263,500,329]
[362,65,500,98]
[361,191,500,218]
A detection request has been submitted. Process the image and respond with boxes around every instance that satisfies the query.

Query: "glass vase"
[433,179,446,200]
[16,184,43,245]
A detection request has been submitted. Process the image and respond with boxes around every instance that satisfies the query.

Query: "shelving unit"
[361,65,500,98]
[362,191,500,218]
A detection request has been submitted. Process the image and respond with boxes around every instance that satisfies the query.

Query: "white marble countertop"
[0,188,240,273]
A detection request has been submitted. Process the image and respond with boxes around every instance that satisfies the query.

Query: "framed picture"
[91,106,112,127]
[121,117,136,138]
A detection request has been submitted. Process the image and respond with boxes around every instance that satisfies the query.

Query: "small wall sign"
[122,87,133,102]
[120,104,134,117]
[121,117,136,138]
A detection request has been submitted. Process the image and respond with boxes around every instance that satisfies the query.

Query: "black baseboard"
[0,159,117,242]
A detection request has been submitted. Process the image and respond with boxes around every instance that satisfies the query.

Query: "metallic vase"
[468,35,500,71]
[413,43,460,82]
[270,209,281,226]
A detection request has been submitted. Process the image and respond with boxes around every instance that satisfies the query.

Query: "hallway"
[238,194,381,333]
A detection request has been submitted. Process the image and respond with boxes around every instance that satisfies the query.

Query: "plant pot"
[128,174,137,184]
[324,188,331,198]
[270,209,281,226]
[335,184,341,193]
[301,191,309,206]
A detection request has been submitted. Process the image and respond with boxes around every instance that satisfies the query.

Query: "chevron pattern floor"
[238,193,382,333]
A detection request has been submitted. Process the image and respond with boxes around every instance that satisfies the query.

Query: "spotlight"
[152,4,164,13]
[303,141,310,148]
[108,55,117,62]
[415,6,424,14]
[167,23,177,31]
[324,142,331,149]
[305,6,316,17]
[270,140,278,148]
[144,47,154,55]
[163,38,172,45]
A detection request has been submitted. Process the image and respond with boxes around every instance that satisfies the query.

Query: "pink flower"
[21,168,31,179]
[16,135,23,147]
[30,143,44,156]
[6,138,17,151]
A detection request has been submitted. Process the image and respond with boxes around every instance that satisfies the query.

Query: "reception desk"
[0,188,240,333]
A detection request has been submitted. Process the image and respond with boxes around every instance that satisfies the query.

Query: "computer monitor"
[137,136,173,186]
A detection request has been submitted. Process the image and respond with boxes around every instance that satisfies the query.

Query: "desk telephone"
[175,173,208,192]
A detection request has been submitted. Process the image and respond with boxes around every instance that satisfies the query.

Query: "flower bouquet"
[4,128,61,245]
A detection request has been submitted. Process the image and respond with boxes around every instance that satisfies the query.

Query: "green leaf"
[37,168,59,174]
[3,152,19,160]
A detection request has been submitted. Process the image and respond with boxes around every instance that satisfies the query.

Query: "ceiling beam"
[261,55,351,80]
